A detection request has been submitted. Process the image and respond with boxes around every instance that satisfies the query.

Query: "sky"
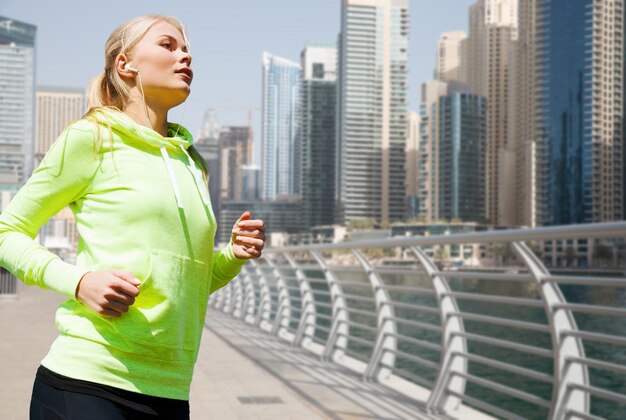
[0,0,475,164]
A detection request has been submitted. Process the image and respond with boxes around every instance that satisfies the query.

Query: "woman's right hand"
[74,270,141,318]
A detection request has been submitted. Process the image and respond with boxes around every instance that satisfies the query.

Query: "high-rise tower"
[261,52,301,201]
[336,0,409,224]
[300,43,337,229]
[0,17,36,184]
[536,0,624,224]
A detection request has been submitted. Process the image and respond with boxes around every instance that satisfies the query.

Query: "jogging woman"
[0,14,266,419]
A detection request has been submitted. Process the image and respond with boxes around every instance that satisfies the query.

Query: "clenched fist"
[75,270,141,318]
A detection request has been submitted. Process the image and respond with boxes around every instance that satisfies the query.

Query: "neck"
[123,98,169,137]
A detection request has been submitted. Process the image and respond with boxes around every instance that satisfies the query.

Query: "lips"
[175,67,193,82]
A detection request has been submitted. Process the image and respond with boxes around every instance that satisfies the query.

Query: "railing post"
[253,260,272,328]
[284,253,317,348]
[231,276,244,317]
[222,278,234,313]
[352,249,397,382]
[269,254,291,336]
[310,250,349,362]
[511,241,589,419]
[411,246,467,414]
[238,267,255,321]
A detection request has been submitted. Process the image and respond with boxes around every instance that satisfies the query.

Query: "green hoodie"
[0,107,246,400]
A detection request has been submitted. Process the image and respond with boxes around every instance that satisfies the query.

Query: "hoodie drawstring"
[160,145,184,209]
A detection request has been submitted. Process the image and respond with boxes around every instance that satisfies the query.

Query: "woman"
[0,14,266,419]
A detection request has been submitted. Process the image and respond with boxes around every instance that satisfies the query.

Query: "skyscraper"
[536,0,624,225]
[504,0,538,227]
[35,86,85,168]
[465,0,518,226]
[337,0,409,224]
[417,80,451,221]
[0,17,36,184]
[300,43,337,229]
[438,92,486,222]
[219,126,251,203]
[436,31,467,82]
[417,80,485,222]
[261,52,301,201]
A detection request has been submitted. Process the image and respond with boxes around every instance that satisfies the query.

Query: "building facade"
[35,86,85,168]
[465,0,518,226]
[336,0,409,224]
[219,126,251,203]
[536,0,624,225]
[417,81,486,223]
[0,16,36,184]
[261,52,301,200]
[300,43,337,229]
[436,31,467,82]
[437,92,486,222]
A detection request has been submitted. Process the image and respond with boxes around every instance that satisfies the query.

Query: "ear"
[115,54,135,79]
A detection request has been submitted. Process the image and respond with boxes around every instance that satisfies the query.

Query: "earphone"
[124,63,139,73]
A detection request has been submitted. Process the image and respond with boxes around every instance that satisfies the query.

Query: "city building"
[535,0,624,225]
[416,80,472,221]
[300,43,337,230]
[196,107,221,143]
[503,0,538,227]
[437,92,486,222]
[464,0,518,226]
[261,52,301,200]
[0,16,36,184]
[336,0,409,225]
[436,31,467,82]
[35,86,85,168]
[242,164,261,201]
[219,126,251,203]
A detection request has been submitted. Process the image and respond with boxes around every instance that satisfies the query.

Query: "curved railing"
[208,222,626,419]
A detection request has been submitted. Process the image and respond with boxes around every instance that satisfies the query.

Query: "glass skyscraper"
[536,0,624,225]
[0,17,36,184]
[261,52,301,201]
[336,0,409,224]
[438,93,486,222]
[300,43,337,229]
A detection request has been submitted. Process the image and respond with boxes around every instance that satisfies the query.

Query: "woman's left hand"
[231,211,266,259]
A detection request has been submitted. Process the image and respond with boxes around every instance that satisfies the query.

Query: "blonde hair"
[84,15,209,184]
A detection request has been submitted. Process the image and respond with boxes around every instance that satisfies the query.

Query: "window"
[313,63,325,79]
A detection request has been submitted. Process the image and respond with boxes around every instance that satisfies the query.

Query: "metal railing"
[0,267,18,298]
[208,222,626,419]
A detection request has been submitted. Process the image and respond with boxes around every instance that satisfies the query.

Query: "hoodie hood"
[92,106,193,151]
[89,107,210,211]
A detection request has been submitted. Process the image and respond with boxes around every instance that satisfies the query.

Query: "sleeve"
[209,242,247,294]
[0,121,101,300]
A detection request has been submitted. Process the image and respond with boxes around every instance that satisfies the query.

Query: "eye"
[161,42,172,50]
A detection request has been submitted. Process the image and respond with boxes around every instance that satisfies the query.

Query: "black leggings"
[29,377,190,419]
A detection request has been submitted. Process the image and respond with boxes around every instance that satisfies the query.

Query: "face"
[122,21,193,109]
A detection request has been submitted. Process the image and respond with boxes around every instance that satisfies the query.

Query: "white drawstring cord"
[160,145,184,209]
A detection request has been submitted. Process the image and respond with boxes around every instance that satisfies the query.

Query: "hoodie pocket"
[111,249,210,352]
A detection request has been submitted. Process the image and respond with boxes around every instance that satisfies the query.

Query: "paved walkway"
[1,281,483,419]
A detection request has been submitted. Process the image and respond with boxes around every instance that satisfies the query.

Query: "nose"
[180,50,192,67]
